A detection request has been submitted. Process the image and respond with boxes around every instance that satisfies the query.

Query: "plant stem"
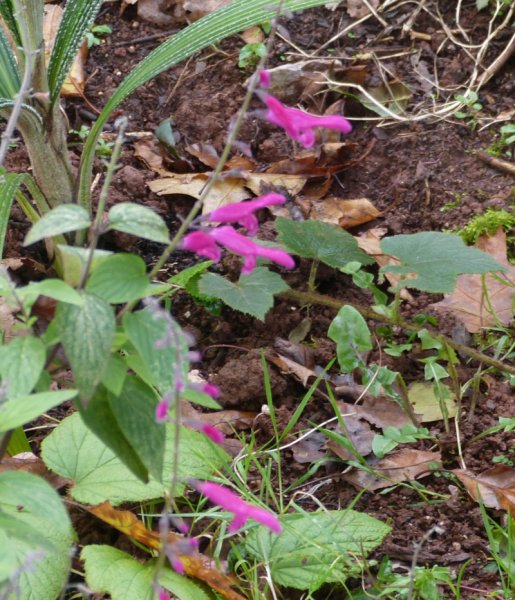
[281,288,515,375]
[307,260,319,293]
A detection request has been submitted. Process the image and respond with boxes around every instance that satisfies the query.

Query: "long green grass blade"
[78,0,331,210]
[0,24,20,98]
[48,0,103,104]
[0,171,25,257]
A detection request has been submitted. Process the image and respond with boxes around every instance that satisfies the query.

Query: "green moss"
[455,208,515,244]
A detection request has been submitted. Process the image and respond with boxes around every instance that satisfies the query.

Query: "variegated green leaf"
[78,0,335,209]
[0,99,44,129]
[55,293,115,402]
[0,172,24,257]
[0,22,20,98]
[48,0,104,103]
[0,1,21,47]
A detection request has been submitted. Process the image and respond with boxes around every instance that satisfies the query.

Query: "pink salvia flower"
[201,383,221,398]
[259,69,271,88]
[155,400,169,423]
[158,588,171,600]
[200,423,225,445]
[208,193,286,235]
[181,231,221,261]
[195,481,282,534]
[263,95,352,148]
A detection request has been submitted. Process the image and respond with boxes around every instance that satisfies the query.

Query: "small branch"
[280,288,515,375]
[476,150,515,177]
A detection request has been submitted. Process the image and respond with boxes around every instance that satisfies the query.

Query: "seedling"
[85,24,112,48]
[238,42,267,69]
[454,91,483,129]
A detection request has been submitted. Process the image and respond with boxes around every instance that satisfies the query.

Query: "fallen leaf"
[0,453,69,490]
[43,5,87,96]
[182,0,232,20]
[133,140,168,175]
[0,299,17,343]
[454,465,515,512]
[347,0,380,18]
[431,228,515,333]
[408,382,457,422]
[241,26,264,45]
[89,502,246,600]
[358,81,412,117]
[267,353,316,387]
[326,413,375,460]
[356,227,414,301]
[349,397,412,430]
[137,0,175,26]
[185,143,220,169]
[343,449,441,491]
[292,431,327,464]
[181,401,257,436]
[309,197,380,229]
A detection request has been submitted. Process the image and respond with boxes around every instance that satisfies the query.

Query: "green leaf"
[0,2,21,49]
[78,0,341,209]
[0,471,74,600]
[5,426,31,455]
[0,390,77,433]
[82,546,210,600]
[107,203,169,244]
[108,376,165,481]
[123,308,187,394]
[0,173,24,257]
[328,305,373,372]
[0,13,20,99]
[101,353,127,397]
[86,253,149,303]
[55,293,115,401]
[77,386,149,483]
[276,218,373,268]
[0,335,45,398]
[181,388,221,409]
[476,0,489,10]
[380,232,506,293]
[56,244,112,287]
[199,267,289,320]
[42,412,229,505]
[47,0,104,103]
[24,205,91,246]
[245,510,391,591]
[18,279,84,307]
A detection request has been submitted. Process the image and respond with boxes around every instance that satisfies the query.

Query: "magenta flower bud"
[181,231,221,261]
[201,383,221,398]
[158,588,171,600]
[209,193,286,235]
[170,556,185,574]
[194,481,282,534]
[200,423,225,445]
[155,400,169,423]
[262,95,352,148]
[259,69,271,88]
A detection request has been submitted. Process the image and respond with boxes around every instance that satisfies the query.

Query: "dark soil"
[2,1,514,599]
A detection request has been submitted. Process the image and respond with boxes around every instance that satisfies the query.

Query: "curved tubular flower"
[194,481,282,534]
[208,192,286,235]
[181,231,221,261]
[263,95,352,148]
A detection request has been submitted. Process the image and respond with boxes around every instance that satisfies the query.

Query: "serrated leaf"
[24,205,91,246]
[380,232,506,293]
[82,546,210,600]
[55,293,115,402]
[47,0,103,103]
[276,218,373,268]
[86,253,149,303]
[123,308,187,394]
[56,244,112,287]
[108,203,169,244]
[0,173,24,257]
[245,510,390,591]
[0,471,74,600]
[0,390,77,433]
[328,305,373,372]
[199,267,289,320]
[41,413,229,505]
[108,376,165,481]
[0,336,46,399]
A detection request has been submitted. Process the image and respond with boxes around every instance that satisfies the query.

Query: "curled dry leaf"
[309,196,380,229]
[267,353,316,387]
[137,0,175,26]
[431,228,515,333]
[343,449,441,491]
[326,413,375,460]
[341,397,412,431]
[182,0,233,20]
[454,465,515,512]
[356,227,414,301]
[347,0,380,19]
[89,501,246,600]
[43,5,87,96]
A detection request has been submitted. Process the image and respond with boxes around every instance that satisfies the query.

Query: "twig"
[476,150,515,177]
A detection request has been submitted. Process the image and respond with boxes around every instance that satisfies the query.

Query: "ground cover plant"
[0,0,514,599]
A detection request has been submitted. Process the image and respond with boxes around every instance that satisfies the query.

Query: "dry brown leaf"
[348,397,412,430]
[0,298,17,342]
[137,0,175,26]
[133,140,168,175]
[266,142,355,176]
[292,432,327,464]
[0,453,69,489]
[431,228,515,333]
[241,26,264,45]
[454,465,515,512]
[347,0,380,18]
[267,354,316,387]
[343,449,441,491]
[43,5,87,96]
[185,144,220,169]
[181,401,256,436]
[309,196,380,229]
[356,227,414,301]
[182,0,232,20]
[326,413,375,460]
[89,502,246,600]
[408,382,457,423]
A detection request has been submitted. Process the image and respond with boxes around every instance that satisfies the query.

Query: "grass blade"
[0,23,20,98]
[0,171,25,257]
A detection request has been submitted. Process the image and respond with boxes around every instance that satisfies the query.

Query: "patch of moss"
[455,208,514,244]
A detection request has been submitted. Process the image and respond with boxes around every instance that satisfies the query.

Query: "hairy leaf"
[55,293,115,401]
[199,267,289,320]
[24,205,91,245]
[328,305,373,372]
[0,173,24,257]
[380,232,506,293]
[276,218,373,268]
[86,253,149,303]
[0,335,46,399]
[107,202,169,244]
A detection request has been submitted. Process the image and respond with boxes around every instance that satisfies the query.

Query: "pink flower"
[157,588,171,600]
[194,481,282,534]
[259,69,271,88]
[208,193,286,235]
[181,231,221,261]
[200,423,225,445]
[155,400,169,423]
[201,383,220,398]
[262,95,352,148]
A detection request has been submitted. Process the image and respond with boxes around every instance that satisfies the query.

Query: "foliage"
[455,208,515,246]
[239,42,267,69]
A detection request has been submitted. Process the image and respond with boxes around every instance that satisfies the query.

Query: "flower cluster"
[182,192,295,275]
[194,481,282,534]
